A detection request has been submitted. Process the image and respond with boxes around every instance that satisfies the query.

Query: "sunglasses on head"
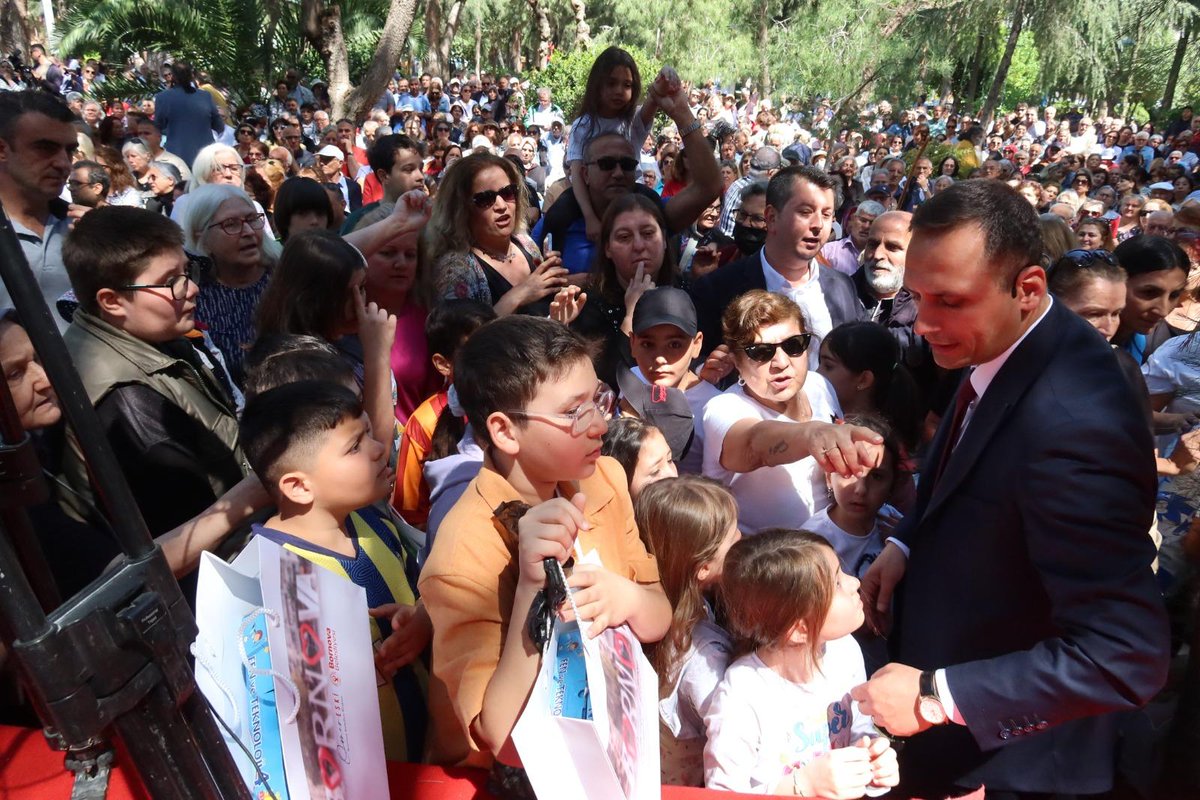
[1048,248,1117,278]
[588,156,639,172]
[472,183,518,208]
[742,333,813,363]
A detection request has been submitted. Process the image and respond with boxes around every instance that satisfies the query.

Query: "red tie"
[933,373,977,488]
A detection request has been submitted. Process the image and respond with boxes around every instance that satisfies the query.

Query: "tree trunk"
[424,0,445,78]
[1162,22,1192,112]
[304,0,419,121]
[442,1,463,76]
[569,0,590,48]
[0,0,30,62]
[509,28,522,73]
[963,33,986,111]
[978,0,1025,132]
[526,0,551,69]
[1120,15,1143,118]
[757,0,771,96]
[474,14,481,77]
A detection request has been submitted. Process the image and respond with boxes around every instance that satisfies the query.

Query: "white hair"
[122,139,152,160]
[178,184,281,264]
[190,143,243,187]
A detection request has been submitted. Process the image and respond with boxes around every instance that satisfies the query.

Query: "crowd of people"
[2,40,1199,800]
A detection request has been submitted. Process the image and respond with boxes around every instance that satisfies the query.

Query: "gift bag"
[257,537,389,800]
[194,548,291,800]
[193,537,389,800]
[512,554,660,800]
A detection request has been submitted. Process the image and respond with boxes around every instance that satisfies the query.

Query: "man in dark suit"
[690,165,863,358]
[852,180,1169,798]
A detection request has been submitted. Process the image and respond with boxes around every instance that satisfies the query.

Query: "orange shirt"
[394,390,449,527]
[418,456,660,767]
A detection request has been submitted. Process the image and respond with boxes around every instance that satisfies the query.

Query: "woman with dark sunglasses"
[701,289,883,534]
[426,153,565,316]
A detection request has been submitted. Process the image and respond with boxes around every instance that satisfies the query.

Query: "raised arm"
[655,90,722,235]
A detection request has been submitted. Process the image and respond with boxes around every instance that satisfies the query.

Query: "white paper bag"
[512,552,660,800]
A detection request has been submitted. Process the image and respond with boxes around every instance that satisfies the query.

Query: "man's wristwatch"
[917,670,948,726]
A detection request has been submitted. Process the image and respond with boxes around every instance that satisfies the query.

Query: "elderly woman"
[171,143,277,239]
[1116,194,1146,242]
[179,184,282,384]
[145,161,184,217]
[122,138,154,191]
[701,289,881,534]
[426,152,565,316]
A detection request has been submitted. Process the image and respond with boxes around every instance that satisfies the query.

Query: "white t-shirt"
[659,618,731,787]
[631,366,722,476]
[1142,334,1200,415]
[565,112,651,166]
[703,635,876,793]
[803,506,891,579]
[702,374,842,534]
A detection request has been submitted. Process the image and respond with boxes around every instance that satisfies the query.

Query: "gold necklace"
[474,242,517,263]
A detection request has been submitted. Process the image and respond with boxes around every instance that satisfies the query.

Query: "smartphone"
[546,233,554,254]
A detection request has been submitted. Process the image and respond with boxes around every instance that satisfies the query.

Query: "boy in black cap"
[624,287,721,474]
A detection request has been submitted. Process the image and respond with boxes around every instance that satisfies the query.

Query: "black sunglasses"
[742,333,813,363]
[472,184,518,208]
[1048,248,1117,278]
[588,156,639,173]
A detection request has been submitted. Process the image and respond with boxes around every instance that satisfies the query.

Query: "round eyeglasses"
[503,383,615,436]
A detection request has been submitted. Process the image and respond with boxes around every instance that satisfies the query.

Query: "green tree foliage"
[528,32,654,118]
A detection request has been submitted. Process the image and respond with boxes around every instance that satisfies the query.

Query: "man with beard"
[853,211,922,361]
[820,200,882,276]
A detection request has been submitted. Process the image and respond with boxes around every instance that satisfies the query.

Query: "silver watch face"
[919,696,946,724]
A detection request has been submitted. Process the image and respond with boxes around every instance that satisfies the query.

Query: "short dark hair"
[740,180,768,204]
[63,206,184,314]
[256,230,364,341]
[910,179,1042,286]
[242,333,355,400]
[585,132,634,161]
[601,417,656,485]
[367,133,424,176]
[0,90,75,142]
[455,315,593,446]
[1113,235,1190,279]
[272,177,333,240]
[240,381,362,493]
[424,299,497,360]
[72,160,111,194]
[765,165,836,210]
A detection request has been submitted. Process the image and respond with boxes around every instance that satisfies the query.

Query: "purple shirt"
[819,237,861,277]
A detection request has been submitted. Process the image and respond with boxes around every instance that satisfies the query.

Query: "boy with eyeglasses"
[419,315,670,778]
[59,206,250,561]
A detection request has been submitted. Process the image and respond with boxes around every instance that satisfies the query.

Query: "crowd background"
[1,6,1200,798]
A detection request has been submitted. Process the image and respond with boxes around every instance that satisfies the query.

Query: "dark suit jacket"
[688,249,864,355]
[346,179,363,213]
[892,300,1169,796]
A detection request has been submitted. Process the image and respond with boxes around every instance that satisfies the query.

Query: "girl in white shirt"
[636,476,741,786]
[705,529,899,797]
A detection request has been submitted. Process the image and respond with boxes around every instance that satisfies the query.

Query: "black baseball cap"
[614,367,696,462]
[631,287,698,337]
